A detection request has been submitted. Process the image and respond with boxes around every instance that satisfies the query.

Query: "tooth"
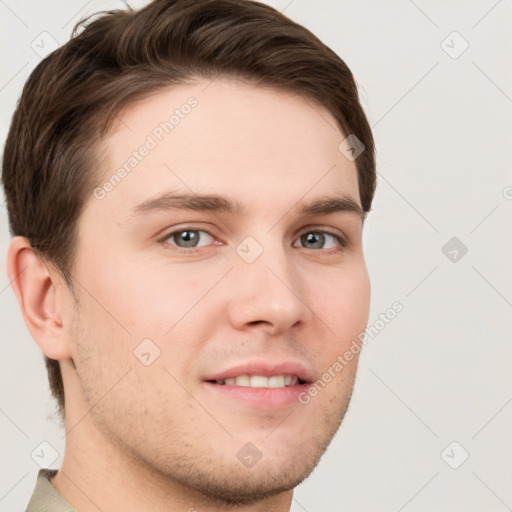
[250,375,269,388]
[268,376,285,388]
[235,375,250,386]
[215,375,301,387]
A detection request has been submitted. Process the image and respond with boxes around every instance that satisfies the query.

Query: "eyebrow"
[125,191,365,221]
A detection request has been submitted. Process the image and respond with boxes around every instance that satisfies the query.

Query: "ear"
[7,236,72,360]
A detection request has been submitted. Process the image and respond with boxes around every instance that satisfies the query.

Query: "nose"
[226,240,311,336]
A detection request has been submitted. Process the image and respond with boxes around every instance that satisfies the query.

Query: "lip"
[203,360,314,384]
[203,382,309,409]
[202,360,314,410]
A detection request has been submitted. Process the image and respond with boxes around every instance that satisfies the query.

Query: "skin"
[8,78,370,512]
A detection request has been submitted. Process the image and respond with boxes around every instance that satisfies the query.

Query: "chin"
[174,452,321,507]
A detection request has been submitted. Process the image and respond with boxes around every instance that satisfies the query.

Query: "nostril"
[248,320,268,326]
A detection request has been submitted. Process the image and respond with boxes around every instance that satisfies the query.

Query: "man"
[3,0,376,510]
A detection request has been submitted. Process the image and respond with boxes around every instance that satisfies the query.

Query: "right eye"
[163,229,215,250]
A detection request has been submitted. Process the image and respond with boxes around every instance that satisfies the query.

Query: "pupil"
[303,232,324,249]
[177,230,198,247]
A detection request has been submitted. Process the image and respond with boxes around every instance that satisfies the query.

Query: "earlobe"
[7,236,72,360]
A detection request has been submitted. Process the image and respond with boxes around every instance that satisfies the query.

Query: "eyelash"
[159,227,349,254]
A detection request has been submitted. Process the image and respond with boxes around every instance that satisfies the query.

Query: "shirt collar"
[26,469,77,512]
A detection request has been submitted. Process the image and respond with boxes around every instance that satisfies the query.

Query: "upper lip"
[203,360,314,383]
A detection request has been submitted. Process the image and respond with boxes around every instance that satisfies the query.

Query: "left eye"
[293,231,342,250]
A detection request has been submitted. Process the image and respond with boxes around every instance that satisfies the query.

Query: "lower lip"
[203,382,308,409]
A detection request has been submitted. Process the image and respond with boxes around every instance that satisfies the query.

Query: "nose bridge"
[226,233,309,332]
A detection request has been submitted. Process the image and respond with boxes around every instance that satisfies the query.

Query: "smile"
[211,375,303,388]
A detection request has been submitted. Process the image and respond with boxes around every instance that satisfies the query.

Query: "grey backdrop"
[1,1,511,511]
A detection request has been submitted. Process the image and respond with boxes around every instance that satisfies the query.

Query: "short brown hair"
[2,0,376,418]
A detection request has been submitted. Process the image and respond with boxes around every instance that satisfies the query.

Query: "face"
[66,78,370,504]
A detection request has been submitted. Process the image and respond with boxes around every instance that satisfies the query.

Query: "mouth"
[202,362,313,409]
[207,374,306,388]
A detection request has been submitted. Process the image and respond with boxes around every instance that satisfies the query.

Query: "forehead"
[90,78,360,219]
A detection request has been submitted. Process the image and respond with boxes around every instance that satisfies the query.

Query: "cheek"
[70,258,221,389]
[312,262,370,343]
[77,252,213,339]
[121,268,224,340]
